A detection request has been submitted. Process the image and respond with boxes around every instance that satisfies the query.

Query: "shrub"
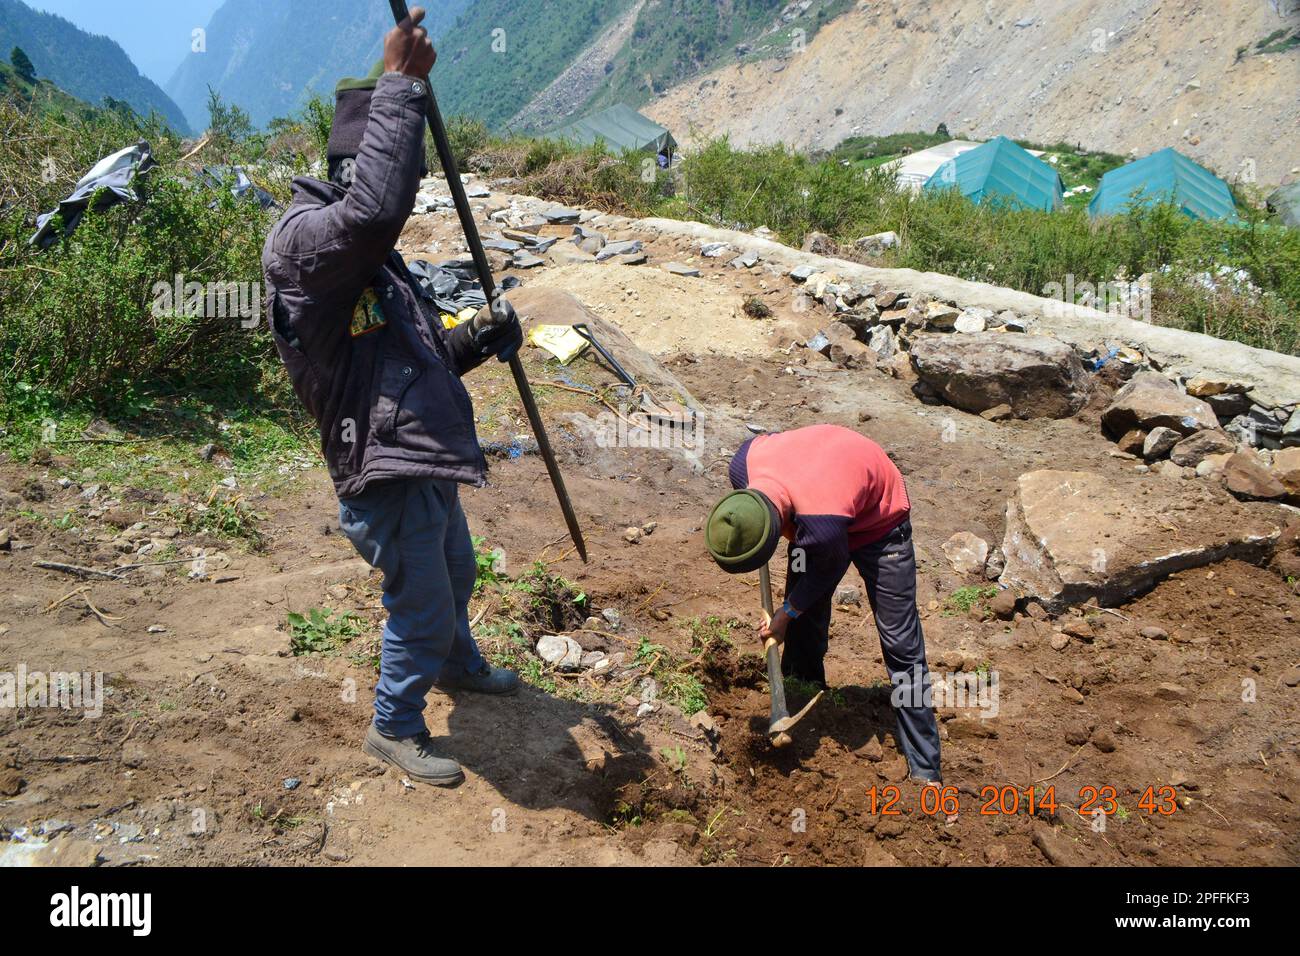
[0,96,277,400]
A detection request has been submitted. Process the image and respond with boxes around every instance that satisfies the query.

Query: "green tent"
[923,136,1063,211]
[552,103,677,157]
[1267,181,1300,228]
[1089,148,1238,222]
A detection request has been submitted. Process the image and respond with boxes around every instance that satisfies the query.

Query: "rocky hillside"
[165,0,472,132]
[646,0,1300,186]
[0,0,189,132]
[163,0,847,135]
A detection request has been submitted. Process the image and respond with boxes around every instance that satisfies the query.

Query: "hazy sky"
[24,0,225,87]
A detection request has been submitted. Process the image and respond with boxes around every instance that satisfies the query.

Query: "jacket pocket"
[373,354,424,440]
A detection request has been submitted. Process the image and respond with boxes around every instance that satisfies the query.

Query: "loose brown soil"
[2,195,1297,867]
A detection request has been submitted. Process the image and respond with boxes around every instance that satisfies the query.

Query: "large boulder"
[908,333,1090,419]
[1000,469,1281,611]
[1102,371,1218,438]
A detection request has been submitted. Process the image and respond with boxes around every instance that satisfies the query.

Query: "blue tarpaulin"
[924,136,1063,211]
[1089,148,1238,222]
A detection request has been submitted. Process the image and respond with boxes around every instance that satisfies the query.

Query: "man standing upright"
[704,424,943,785]
[262,8,522,787]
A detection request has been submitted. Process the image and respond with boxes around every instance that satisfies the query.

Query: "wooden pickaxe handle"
[759,563,822,747]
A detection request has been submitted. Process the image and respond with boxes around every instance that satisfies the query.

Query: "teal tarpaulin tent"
[552,104,677,156]
[1267,181,1300,228]
[1089,148,1238,222]
[923,136,1063,211]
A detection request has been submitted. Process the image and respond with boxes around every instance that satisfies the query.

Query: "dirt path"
[2,191,1297,867]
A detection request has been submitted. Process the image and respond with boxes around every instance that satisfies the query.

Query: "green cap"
[335,59,385,94]
[706,490,778,574]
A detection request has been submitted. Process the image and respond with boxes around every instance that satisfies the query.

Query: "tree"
[206,86,253,149]
[11,47,36,84]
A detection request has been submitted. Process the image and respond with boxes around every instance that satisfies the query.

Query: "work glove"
[471,290,523,363]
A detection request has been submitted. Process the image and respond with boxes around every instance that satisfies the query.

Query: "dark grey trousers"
[782,518,943,782]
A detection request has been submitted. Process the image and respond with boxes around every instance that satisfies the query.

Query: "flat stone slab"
[1000,469,1282,611]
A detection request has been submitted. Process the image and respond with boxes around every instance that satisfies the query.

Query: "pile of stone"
[1102,371,1299,504]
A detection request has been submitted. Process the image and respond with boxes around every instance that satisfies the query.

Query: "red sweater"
[730,424,910,611]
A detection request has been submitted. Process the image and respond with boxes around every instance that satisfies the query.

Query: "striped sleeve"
[787,514,852,613]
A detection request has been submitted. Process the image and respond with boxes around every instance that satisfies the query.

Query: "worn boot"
[434,663,520,696]
[362,726,464,786]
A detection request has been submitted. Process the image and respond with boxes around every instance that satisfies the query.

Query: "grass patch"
[287,607,368,656]
[944,585,999,617]
[163,487,267,550]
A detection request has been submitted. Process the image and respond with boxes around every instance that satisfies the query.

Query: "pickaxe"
[386,0,587,562]
[759,563,822,748]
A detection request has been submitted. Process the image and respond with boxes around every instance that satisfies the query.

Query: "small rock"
[121,742,149,769]
[875,817,906,839]
[0,528,10,552]
[641,521,657,536]
[942,531,989,575]
[984,844,1010,865]
[984,548,1006,580]
[989,590,1017,619]
[953,309,989,334]
[622,526,643,544]
[1090,729,1117,753]
[1222,451,1286,501]
[1155,682,1189,702]
[1049,633,1071,651]
[601,607,622,630]
[834,584,862,606]
[946,716,998,739]
[536,634,583,670]
[639,677,659,703]
[1061,619,1094,642]
[1170,429,1236,468]
[1116,429,1148,456]
[689,711,717,735]
[980,404,1013,422]
[1142,426,1182,461]
[855,735,884,761]
[1064,725,1091,746]
[1140,625,1169,641]
[283,778,301,790]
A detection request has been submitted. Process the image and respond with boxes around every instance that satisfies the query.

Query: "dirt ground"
[2,196,1298,867]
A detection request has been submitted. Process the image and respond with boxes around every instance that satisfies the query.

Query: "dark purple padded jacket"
[262,73,488,498]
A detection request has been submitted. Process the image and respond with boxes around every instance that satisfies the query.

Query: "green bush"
[0,96,276,401]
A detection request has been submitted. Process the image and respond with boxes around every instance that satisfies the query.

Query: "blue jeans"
[338,479,486,738]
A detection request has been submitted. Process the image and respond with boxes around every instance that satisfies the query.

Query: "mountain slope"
[647,0,1300,186]
[0,0,189,132]
[431,0,637,130]
[165,0,472,132]
[510,0,850,134]
[0,57,94,117]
